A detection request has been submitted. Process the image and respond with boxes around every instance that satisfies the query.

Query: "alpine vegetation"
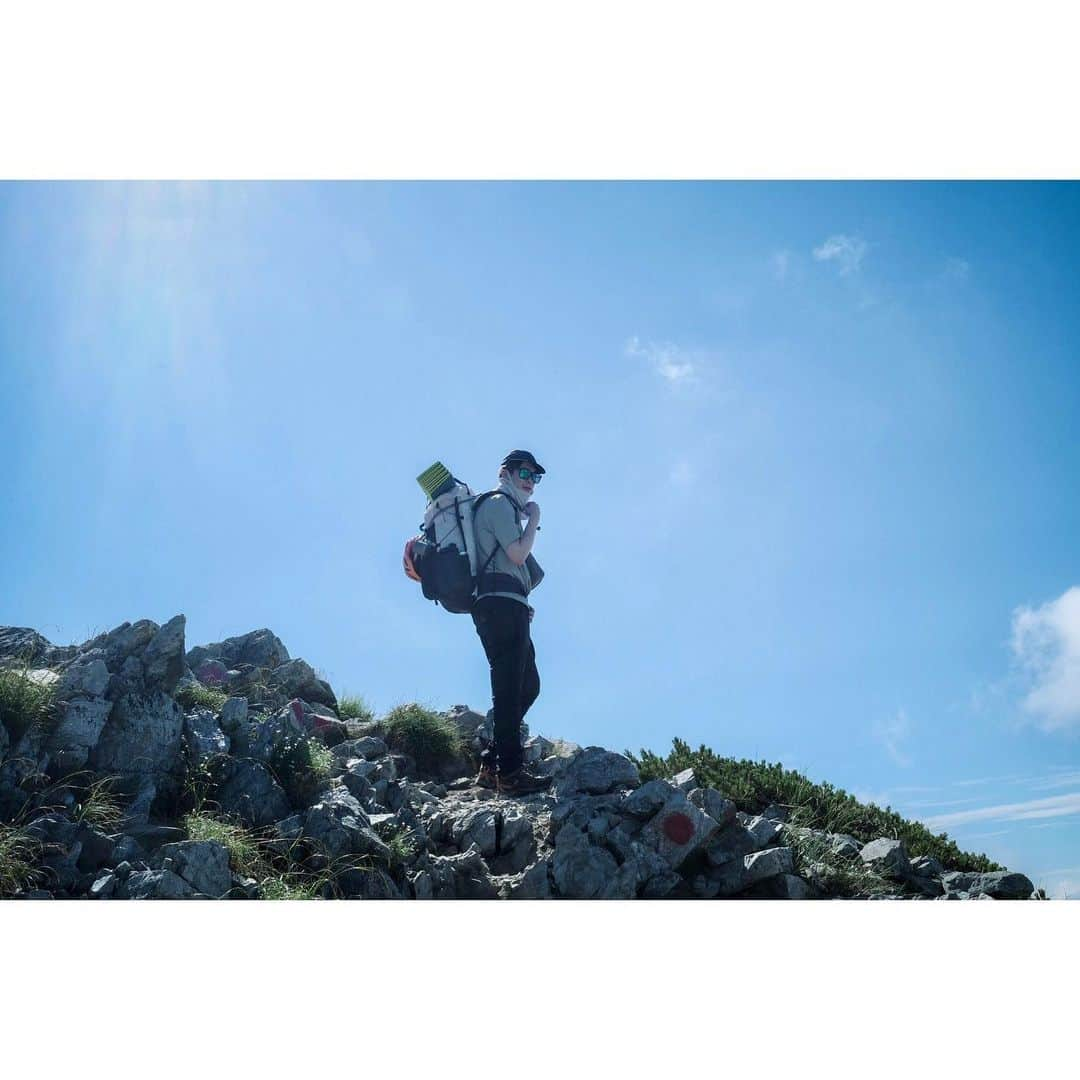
[0,618,1038,900]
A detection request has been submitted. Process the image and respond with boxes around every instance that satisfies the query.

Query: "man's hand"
[525,501,540,527]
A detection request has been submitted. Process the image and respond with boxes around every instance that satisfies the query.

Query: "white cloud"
[874,708,913,767]
[624,336,697,385]
[812,234,868,276]
[1011,586,1080,732]
[922,789,1080,830]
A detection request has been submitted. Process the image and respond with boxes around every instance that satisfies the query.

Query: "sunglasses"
[516,466,542,484]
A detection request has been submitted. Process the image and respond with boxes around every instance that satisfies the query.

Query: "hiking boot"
[497,766,552,796]
[475,765,498,790]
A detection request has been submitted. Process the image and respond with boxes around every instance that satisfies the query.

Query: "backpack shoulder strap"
[472,490,515,577]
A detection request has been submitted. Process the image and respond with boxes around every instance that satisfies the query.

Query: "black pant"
[471,595,540,775]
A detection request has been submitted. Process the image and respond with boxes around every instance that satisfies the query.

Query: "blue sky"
[2,181,1079,896]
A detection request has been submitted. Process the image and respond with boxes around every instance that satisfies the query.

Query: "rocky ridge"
[0,617,1038,900]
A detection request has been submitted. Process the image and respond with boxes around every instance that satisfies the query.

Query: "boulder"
[0,626,56,666]
[267,659,337,708]
[141,615,186,695]
[214,758,292,827]
[744,814,786,850]
[500,859,552,899]
[331,736,388,763]
[302,788,389,862]
[640,789,720,868]
[54,658,110,700]
[123,868,200,899]
[672,768,696,791]
[622,778,678,819]
[186,629,290,672]
[156,840,231,898]
[47,697,113,772]
[705,821,758,866]
[555,746,640,797]
[859,838,911,879]
[909,854,944,878]
[742,873,813,900]
[219,697,249,752]
[426,846,498,899]
[450,805,499,858]
[183,708,229,762]
[689,788,738,829]
[101,620,158,672]
[91,691,184,778]
[552,833,621,899]
[968,871,1035,900]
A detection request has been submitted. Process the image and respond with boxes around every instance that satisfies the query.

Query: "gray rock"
[689,788,738,829]
[622,779,678,819]
[55,658,111,700]
[141,615,186,694]
[742,873,812,900]
[451,805,499,858]
[743,846,795,886]
[0,626,55,665]
[331,736,388,762]
[640,789,720,868]
[214,758,292,827]
[502,859,552,899]
[760,803,790,823]
[219,697,249,745]
[267,659,336,708]
[745,815,786,850]
[186,628,290,672]
[337,866,401,899]
[101,620,158,671]
[909,855,944,878]
[552,833,620,899]
[941,870,978,894]
[75,824,116,873]
[828,833,862,860]
[89,873,117,899]
[91,691,184,778]
[427,846,498,899]
[859,838,911,879]
[124,868,200,899]
[555,746,640,796]
[302,788,389,862]
[156,840,232,898]
[183,708,229,761]
[706,821,759,866]
[672,768,696,791]
[968,871,1035,900]
[47,697,113,772]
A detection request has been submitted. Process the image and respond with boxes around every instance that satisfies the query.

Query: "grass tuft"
[0,662,58,747]
[269,736,335,807]
[381,702,463,772]
[337,694,375,723]
[176,683,229,713]
[0,824,43,896]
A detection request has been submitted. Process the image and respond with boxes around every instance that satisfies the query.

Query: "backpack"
[402,467,512,614]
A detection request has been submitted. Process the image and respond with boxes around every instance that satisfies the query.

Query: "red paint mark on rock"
[662,812,695,845]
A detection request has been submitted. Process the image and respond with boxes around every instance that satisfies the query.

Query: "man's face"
[508,462,539,498]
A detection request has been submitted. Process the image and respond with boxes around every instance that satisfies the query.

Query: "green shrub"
[0,824,42,897]
[176,683,228,713]
[0,663,58,747]
[269,735,335,807]
[337,694,374,723]
[628,738,1004,874]
[783,827,896,899]
[381,702,463,772]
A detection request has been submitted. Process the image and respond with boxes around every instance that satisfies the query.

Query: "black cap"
[501,449,546,475]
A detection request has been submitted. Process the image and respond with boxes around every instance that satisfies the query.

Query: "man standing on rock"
[470,450,552,796]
